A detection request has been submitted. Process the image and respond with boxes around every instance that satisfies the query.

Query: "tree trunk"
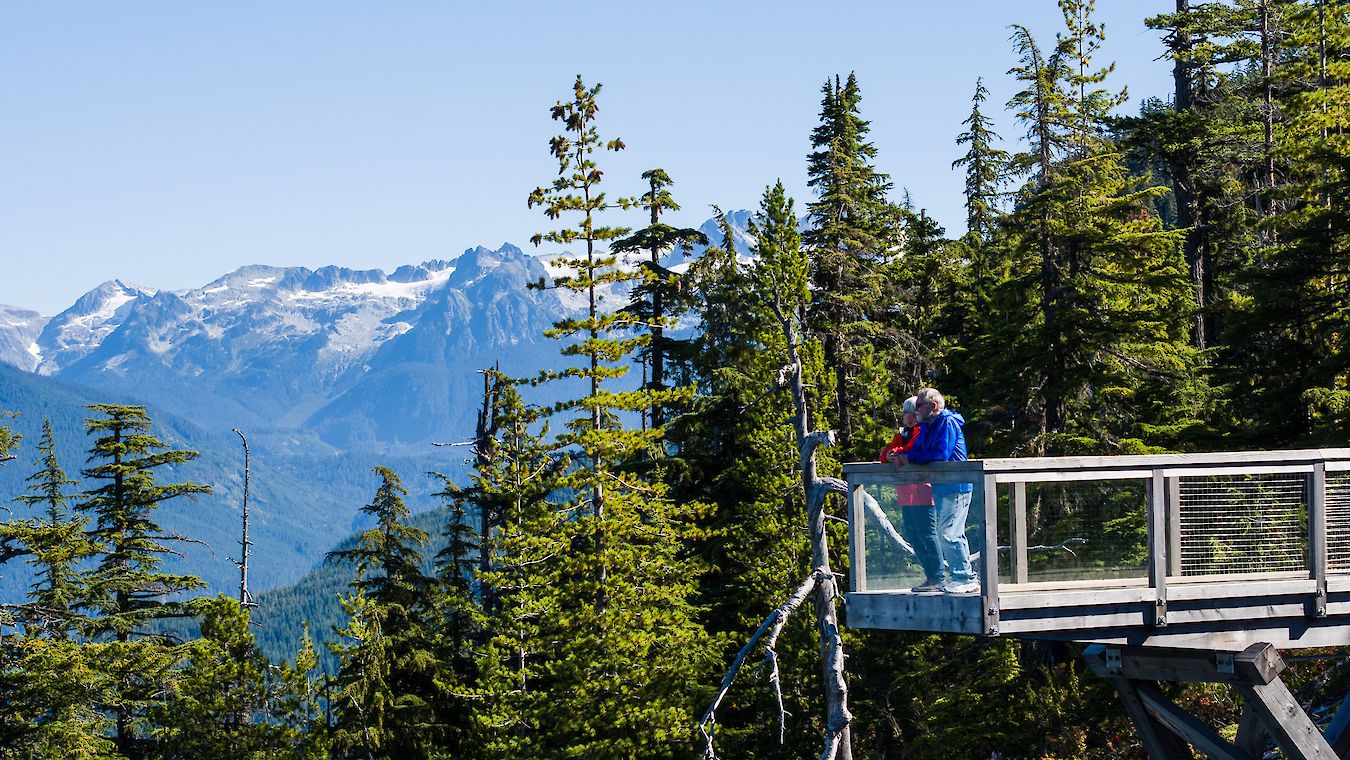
[1169,0,1213,350]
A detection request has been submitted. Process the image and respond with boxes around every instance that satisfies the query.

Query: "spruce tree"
[527,75,714,758]
[75,404,211,641]
[151,595,321,757]
[429,471,482,754]
[13,419,90,638]
[979,7,1198,453]
[74,403,210,756]
[803,73,903,455]
[952,78,1009,248]
[611,168,708,429]
[326,466,441,759]
[465,379,565,758]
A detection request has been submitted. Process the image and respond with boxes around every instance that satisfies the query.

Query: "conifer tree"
[804,73,903,455]
[152,595,322,757]
[75,404,211,641]
[527,75,714,758]
[0,637,115,758]
[980,8,1197,452]
[952,78,1009,248]
[1249,0,1350,441]
[612,169,708,429]
[466,378,565,758]
[327,466,441,759]
[74,403,210,756]
[0,412,16,465]
[429,471,482,753]
[13,419,90,637]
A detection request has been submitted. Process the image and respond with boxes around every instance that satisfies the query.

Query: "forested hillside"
[4,1,1350,758]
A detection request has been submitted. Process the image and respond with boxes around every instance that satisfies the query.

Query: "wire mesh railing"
[1329,473,1350,573]
[1176,473,1307,576]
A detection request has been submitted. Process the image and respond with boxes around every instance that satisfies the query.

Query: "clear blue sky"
[1,1,1174,315]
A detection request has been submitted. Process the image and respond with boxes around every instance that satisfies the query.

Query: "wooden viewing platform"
[844,449,1350,650]
[846,449,1350,758]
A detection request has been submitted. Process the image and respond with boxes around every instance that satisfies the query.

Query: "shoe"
[910,579,943,593]
[941,580,979,594]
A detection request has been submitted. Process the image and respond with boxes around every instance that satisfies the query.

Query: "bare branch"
[699,570,822,760]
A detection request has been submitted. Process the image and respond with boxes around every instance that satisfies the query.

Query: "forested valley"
[4,1,1350,757]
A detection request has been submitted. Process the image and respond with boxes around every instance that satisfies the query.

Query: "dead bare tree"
[231,428,256,610]
[699,238,853,759]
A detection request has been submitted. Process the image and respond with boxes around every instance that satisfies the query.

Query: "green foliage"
[326,467,443,759]
[75,404,211,643]
[10,419,92,637]
[520,75,716,759]
[150,595,324,758]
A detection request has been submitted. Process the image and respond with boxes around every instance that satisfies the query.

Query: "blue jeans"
[901,504,943,582]
[936,490,975,583]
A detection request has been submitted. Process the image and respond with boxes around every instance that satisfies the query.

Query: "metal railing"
[845,449,1350,636]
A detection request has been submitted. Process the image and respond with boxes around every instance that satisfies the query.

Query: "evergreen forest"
[5,2,1350,757]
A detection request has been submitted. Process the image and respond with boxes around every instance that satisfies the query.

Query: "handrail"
[843,448,1348,637]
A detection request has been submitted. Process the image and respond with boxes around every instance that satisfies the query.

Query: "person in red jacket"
[880,396,943,592]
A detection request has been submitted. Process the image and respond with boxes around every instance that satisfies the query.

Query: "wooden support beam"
[1108,677,1194,760]
[1235,700,1269,759]
[1082,644,1283,686]
[1134,681,1255,760]
[1010,481,1028,585]
[1236,678,1339,760]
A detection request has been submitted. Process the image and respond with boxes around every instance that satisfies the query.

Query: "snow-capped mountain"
[0,213,758,454]
[0,305,48,372]
[0,244,563,453]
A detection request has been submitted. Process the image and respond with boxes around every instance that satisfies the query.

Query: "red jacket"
[879,426,934,506]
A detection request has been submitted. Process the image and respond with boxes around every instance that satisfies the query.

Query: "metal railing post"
[1147,470,1168,627]
[981,470,1000,635]
[1310,462,1327,617]
[849,482,867,593]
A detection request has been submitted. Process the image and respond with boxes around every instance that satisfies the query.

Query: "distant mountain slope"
[0,216,756,608]
[0,364,460,603]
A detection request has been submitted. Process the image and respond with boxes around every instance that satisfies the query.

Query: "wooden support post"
[1235,700,1268,759]
[1147,471,1168,627]
[1165,476,1182,578]
[1010,481,1028,584]
[980,472,1000,636]
[1107,676,1194,760]
[1309,462,1328,618]
[849,483,867,593]
[1135,682,1253,760]
[1236,678,1339,760]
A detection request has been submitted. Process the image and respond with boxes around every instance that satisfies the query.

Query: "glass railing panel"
[1021,479,1149,584]
[859,482,926,591]
[1177,473,1307,576]
[859,479,983,591]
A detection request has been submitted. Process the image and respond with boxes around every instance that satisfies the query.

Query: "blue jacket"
[906,408,972,494]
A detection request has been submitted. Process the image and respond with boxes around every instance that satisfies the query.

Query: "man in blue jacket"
[893,387,976,593]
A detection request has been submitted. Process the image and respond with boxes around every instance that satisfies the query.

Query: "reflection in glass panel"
[860,481,981,591]
[1020,480,1149,584]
